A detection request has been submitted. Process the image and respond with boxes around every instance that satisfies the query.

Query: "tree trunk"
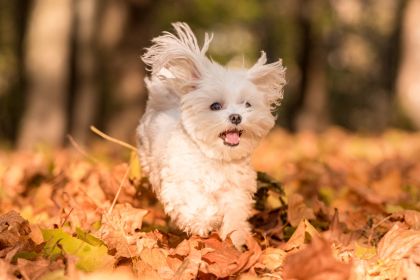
[70,0,98,144]
[18,0,72,149]
[98,0,151,144]
[294,0,329,132]
[397,0,420,129]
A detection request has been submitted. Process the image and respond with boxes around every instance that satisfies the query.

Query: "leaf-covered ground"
[0,128,419,279]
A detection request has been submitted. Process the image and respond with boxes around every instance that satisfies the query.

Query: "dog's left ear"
[142,22,212,94]
[248,52,286,109]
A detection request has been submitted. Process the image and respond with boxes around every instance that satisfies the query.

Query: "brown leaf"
[377,223,420,261]
[166,256,183,274]
[172,237,203,280]
[79,270,137,280]
[17,258,64,280]
[370,169,403,203]
[98,203,148,258]
[282,219,319,252]
[259,247,286,272]
[393,210,420,230]
[235,235,263,274]
[199,234,261,278]
[171,239,191,257]
[134,259,164,280]
[283,237,351,280]
[0,211,31,250]
[0,259,15,280]
[200,234,241,278]
[140,247,175,279]
[0,211,36,260]
[287,193,315,227]
[358,223,420,279]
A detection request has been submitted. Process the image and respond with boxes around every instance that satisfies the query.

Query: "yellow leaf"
[354,242,376,259]
[129,151,142,182]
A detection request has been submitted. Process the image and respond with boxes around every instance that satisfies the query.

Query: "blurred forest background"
[1,0,420,150]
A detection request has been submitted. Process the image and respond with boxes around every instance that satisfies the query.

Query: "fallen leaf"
[0,211,31,250]
[370,169,403,203]
[42,228,114,272]
[129,151,142,183]
[393,210,420,230]
[357,223,420,279]
[98,203,148,258]
[17,258,64,280]
[261,247,286,271]
[377,223,420,261]
[282,219,319,251]
[172,237,203,280]
[287,193,315,227]
[134,259,164,280]
[283,237,352,280]
[140,247,174,279]
[199,234,262,278]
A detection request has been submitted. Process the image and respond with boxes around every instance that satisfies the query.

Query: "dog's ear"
[142,22,212,94]
[248,52,286,110]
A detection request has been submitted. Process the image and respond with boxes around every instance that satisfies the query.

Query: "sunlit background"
[1,0,419,149]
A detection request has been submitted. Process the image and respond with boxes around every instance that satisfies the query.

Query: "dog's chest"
[163,129,257,194]
[197,160,255,194]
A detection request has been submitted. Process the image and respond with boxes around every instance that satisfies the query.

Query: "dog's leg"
[218,189,253,249]
[160,182,221,237]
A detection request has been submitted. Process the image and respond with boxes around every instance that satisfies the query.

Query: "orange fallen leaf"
[98,203,148,258]
[282,219,319,252]
[283,237,352,280]
[287,193,315,227]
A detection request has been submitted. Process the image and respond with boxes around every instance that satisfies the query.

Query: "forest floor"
[0,128,419,280]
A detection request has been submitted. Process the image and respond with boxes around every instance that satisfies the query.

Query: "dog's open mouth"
[219,129,243,147]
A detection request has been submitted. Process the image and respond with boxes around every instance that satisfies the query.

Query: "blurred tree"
[397,0,420,129]
[0,0,417,148]
[18,0,72,149]
[293,0,331,132]
[0,0,28,146]
[70,0,99,144]
[329,0,404,132]
[99,0,153,143]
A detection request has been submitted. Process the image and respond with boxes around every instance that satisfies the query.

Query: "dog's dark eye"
[245,102,251,108]
[210,102,222,111]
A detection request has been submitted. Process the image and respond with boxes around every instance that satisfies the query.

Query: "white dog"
[137,23,285,248]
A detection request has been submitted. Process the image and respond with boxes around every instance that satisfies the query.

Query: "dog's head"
[142,23,286,161]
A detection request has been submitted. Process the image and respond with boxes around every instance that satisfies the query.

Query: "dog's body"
[137,23,285,248]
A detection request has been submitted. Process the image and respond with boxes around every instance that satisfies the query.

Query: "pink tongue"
[225,132,240,145]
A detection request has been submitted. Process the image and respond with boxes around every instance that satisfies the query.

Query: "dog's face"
[142,23,286,161]
[181,67,278,161]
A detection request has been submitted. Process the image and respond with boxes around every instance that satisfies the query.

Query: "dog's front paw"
[227,229,251,250]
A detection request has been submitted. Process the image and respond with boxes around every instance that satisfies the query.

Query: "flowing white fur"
[137,23,286,248]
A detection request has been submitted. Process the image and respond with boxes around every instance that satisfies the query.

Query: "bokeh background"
[1,0,420,149]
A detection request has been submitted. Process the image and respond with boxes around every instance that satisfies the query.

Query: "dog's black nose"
[229,114,242,125]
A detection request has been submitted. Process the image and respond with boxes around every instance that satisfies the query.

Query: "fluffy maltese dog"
[137,23,285,248]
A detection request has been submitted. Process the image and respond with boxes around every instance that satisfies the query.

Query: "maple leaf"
[97,203,148,258]
[171,237,205,280]
[199,234,262,278]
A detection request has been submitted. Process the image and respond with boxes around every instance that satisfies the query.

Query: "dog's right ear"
[142,22,212,94]
[248,52,286,110]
